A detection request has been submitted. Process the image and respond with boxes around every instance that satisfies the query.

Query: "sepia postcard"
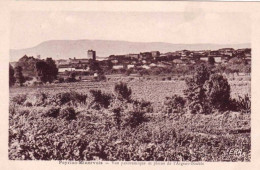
[1,1,260,170]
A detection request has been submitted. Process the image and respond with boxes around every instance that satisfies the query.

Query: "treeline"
[9,55,58,87]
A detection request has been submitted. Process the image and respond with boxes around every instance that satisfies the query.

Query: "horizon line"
[10,38,251,51]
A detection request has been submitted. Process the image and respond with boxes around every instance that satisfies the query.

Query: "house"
[113,65,125,70]
[111,59,119,64]
[245,57,251,64]
[58,64,76,72]
[173,59,186,65]
[221,55,230,64]
[209,50,221,56]
[149,63,157,67]
[75,67,89,72]
[214,57,222,63]
[140,52,152,60]
[141,65,151,69]
[126,54,140,59]
[219,48,235,57]
[56,59,69,66]
[200,56,209,62]
[200,56,222,63]
[151,51,160,58]
[177,50,190,58]
[127,64,135,69]
[69,58,90,64]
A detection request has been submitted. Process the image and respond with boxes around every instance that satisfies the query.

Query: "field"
[9,75,251,161]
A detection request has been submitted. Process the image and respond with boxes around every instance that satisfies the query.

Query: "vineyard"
[9,74,251,161]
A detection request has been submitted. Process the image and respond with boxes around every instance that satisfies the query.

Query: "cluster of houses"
[55,48,251,73]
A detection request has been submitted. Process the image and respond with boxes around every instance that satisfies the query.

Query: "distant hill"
[10,39,251,62]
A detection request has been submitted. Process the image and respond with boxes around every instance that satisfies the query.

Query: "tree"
[184,64,212,114]
[204,74,231,111]
[45,58,58,83]
[89,60,102,73]
[35,61,49,83]
[16,55,40,77]
[14,66,25,86]
[9,64,15,87]
[35,58,58,83]
[208,56,215,65]
[107,60,113,70]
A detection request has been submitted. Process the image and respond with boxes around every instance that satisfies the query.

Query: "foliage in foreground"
[9,75,251,161]
[9,102,250,161]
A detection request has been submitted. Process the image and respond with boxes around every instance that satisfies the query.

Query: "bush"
[193,64,212,86]
[25,92,48,106]
[34,92,48,106]
[65,77,77,83]
[114,82,132,101]
[59,107,77,120]
[53,91,87,105]
[131,99,153,113]
[125,110,146,128]
[24,101,33,107]
[230,94,251,113]
[58,77,64,83]
[204,74,231,111]
[90,90,113,109]
[43,107,60,118]
[112,107,122,129]
[11,94,27,105]
[69,91,87,104]
[237,94,251,113]
[184,64,213,114]
[164,95,186,114]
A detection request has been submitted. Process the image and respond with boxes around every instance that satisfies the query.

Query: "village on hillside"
[10,47,251,86]
[55,48,251,72]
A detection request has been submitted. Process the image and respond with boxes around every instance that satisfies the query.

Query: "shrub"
[58,77,64,83]
[65,77,77,83]
[230,94,251,113]
[53,91,87,105]
[24,101,33,107]
[112,107,122,129]
[43,107,60,118]
[184,64,212,114]
[9,104,16,116]
[204,74,231,111]
[25,92,48,106]
[131,99,153,113]
[59,107,77,120]
[237,94,251,113]
[69,91,87,104]
[34,92,48,106]
[125,110,146,128]
[164,95,186,114]
[11,94,27,105]
[193,64,212,86]
[96,74,106,82]
[90,90,113,109]
[114,82,132,101]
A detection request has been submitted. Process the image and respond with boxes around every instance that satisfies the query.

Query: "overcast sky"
[10,11,251,49]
